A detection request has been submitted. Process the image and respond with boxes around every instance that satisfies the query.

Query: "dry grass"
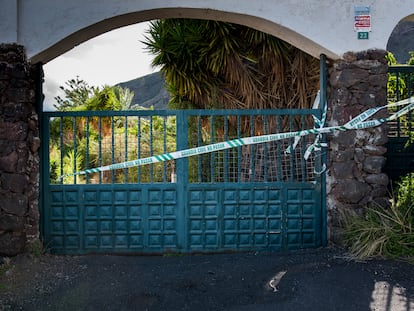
[340,200,414,263]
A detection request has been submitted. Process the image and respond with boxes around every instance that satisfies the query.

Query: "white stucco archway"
[2,0,414,63]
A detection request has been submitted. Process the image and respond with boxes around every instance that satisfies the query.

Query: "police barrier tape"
[60,97,414,180]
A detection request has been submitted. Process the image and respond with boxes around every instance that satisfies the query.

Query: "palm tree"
[143,19,320,111]
[144,19,321,182]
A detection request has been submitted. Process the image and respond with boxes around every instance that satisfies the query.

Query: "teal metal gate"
[41,109,326,254]
[385,66,414,183]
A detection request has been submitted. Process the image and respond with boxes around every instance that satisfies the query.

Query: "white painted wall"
[0,0,18,43]
[1,0,414,62]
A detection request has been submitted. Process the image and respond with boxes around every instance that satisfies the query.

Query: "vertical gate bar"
[124,116,128,183]
[396,72,401,137]
[138,116,141,183]
[39,111,50,239]
[300,114,306,182]
[408,72,412,134]
[263,114,268,182]
[150,116,154,183]
[59,117,64,184]
[35,62,46,240]
[237,115,241,181]
[111,116,115,184]
[197,115,202,182]
[41,113,51,241]
[210,115,215,182]
[410,72,413,204]
[73,117,77,184]
[320,53,328,247]
[276,115,282,181]
[288,114,294,182]
[98,117,102,184]
[85,116,90,184]
[224,114,229,182]
[176,110,188,249]
[162,116,167,182]
[250,115,255,182]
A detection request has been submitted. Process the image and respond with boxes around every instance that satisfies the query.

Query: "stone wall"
[326,49,389,242]
[0,44,39,256]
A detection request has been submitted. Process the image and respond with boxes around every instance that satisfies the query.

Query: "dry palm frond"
[340,200,414,262]
[144,19,321,124]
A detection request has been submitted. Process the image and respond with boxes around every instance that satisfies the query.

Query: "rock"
[332,87,352,106]
[0,211,25,231]
[330,68,369,88]
[0,173,29,193]
[0,192,28,216]
[335,131,357,148]
[368,74,388,86]
[369,126,389,145]
[363,156,386,174]
[332,180,371,204]
[371,185,389,198]
[11,63,28,79]
[365,173,389,186]
[0,122,28,141]
[362,145,387,156]
[332,162,355,179]
[3,102,31,121]
[359,92,377,106]
[0,151,18,172]
[0,231,25,256]
[332,148,354,162]
[354,148,365,163]
[342,52,357,62]
[31,137,40,153]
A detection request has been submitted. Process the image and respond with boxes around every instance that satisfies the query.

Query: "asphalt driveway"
[1,247,413,310]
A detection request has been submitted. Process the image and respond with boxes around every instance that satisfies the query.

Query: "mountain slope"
[117,71,170,109]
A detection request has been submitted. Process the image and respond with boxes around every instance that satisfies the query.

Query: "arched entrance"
[0,2,395,255]
[38,15,328,254]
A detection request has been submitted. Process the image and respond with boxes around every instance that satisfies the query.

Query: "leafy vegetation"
[386,51,414,102]
[340,178,414,262]
[143,19,319,111]
[54,77,134,111]
[50,113,177,185]
[50,79,177,184]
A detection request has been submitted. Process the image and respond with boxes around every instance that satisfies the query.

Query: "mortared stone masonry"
[326,49,389,241]
[0,44,40,256]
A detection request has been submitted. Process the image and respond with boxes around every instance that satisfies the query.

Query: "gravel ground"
[0,247,413,311]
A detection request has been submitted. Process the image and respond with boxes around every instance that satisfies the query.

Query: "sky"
[43,22,157,111]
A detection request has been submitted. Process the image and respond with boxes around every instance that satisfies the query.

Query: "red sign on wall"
[354,15,371,31]
[354,5,371,32]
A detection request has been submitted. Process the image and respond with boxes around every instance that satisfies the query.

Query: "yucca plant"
[340,173,414,262]
[143,19,319,113]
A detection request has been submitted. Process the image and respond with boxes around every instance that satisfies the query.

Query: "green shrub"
[340,173,414,262]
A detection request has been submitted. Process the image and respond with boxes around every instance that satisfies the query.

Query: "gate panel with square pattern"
[41,109,325,254]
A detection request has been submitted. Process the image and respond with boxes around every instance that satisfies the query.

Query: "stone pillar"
[0,44,40,256]
[326,49,389,242]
